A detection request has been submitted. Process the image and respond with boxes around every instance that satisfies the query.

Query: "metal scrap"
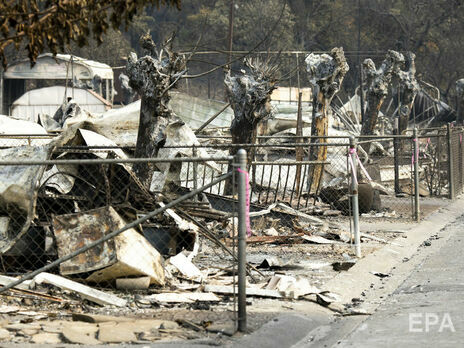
[53,206,165,286]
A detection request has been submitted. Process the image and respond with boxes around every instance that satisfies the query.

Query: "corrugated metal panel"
[170,92,233,128]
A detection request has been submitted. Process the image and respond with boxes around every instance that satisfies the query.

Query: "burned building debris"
[0,41,462,344]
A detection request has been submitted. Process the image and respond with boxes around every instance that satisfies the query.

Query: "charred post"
[126,34,187,188]
[305,47,349,194]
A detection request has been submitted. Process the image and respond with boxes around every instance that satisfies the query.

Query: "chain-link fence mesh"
[248,143,350,212]
[0,142,248,329]
[418,131,449,197]
[191,136,422,221]
[1,125,464,341]
[357,136,415,219]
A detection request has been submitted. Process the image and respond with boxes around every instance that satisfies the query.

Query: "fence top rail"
[197,135,391,139]
[0,134,57,138]
[161,143,350,148]
[52,143,349,152]
[197,134,417,140]
[251,160,329,165]
[0,156,234,166]
[197,135,353,139]
[0,132,439,141]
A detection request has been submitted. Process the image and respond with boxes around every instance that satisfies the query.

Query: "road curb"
[230,314,330,348]
[321,197,464,305]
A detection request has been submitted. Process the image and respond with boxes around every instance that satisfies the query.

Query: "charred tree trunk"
[224,57,278,194]
[126,34,186,189]
[229,114,259,173]
[229,112,259,159]
[132,96,171,184]
[361,50,405,137]
[226,58,278,158]
[457,79,464,125]
[307,85,329,194]
[305,47,349,194]
[395,52,419,134]
[362,88,385,136]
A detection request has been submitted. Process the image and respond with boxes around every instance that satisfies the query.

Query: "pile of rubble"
[0,101,418,344]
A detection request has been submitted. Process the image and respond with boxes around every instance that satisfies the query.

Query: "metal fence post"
[413,128,420,221]
[447,123,455,200]
[456,129,464,193]
[393,117,400,194]
[349,137,361,258]
[236,149,247,332]
[192,145,198,201]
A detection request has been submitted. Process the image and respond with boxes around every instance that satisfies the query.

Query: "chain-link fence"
[194,129,464,222]
[161,140,353,213]
[249,136,419,220]
[187,136,418,220]
[418,131,449,197]
[1,124,464,340]
[403,126,461,202]
[0,142,255,331]
[448,126,464,198]
[357,135,416,219]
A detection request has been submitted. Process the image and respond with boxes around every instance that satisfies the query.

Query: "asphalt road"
[331,215,464,347]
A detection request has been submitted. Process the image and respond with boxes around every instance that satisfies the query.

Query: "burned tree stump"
[224,57,278,195]
[225,58,278,157]
[305,47,348,194]
[126,34,187,188]
[225,58,278,162]
[393,52,419,134]
[361,50,404,137]
[457,79,464,125]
